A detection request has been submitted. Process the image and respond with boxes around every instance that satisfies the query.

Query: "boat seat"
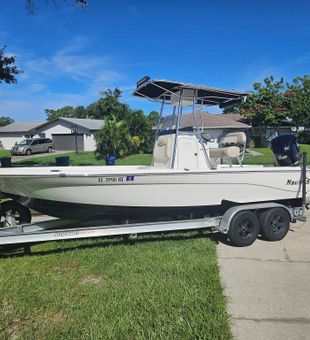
[209,131,247,165]
[218,131,247,145]
[209,146,240,159]
[152,135,174,168]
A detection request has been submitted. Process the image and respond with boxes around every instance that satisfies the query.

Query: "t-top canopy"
[132,76,249,107]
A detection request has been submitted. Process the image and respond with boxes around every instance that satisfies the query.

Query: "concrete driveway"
[218,216,310,339]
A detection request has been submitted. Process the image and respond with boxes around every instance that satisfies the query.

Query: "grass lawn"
[243,144,310,166]
[15,152,152,167]
[0,233,230,339]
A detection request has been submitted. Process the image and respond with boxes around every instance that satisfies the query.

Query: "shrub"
[95,115,130,159]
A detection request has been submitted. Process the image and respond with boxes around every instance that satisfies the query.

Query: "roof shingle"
[181,112,250,129]
[0,121,45,133]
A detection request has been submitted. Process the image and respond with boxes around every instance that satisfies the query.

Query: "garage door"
[52,134,84,151]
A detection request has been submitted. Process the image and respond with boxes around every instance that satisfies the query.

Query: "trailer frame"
[0,202,304,247]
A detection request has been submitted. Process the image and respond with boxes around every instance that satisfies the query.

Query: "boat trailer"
[0,201,305,249]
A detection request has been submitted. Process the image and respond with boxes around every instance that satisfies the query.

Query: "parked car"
[11,138,53,156]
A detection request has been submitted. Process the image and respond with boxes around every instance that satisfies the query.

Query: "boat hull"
[0,165,307,221]
[5,193,302,221]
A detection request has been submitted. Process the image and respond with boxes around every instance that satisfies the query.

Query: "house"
[0,121,44,149]
[180,112,251,147]
[36,117,104,151]
[0,117,104,151]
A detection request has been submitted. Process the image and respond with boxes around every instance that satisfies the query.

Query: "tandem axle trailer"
[0,202,305,248]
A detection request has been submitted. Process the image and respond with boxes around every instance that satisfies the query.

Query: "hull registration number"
[98,176,135,183]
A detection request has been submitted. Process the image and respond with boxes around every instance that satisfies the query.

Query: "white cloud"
[25,38,113,81]
[236,53,310,91]
[0,92,89,121]
[26,57,53,75]
[0,36,133,120]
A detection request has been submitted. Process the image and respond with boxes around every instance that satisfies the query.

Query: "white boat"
[0,77,307,223]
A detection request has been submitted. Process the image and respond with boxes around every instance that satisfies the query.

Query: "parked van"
[11,138,53,156]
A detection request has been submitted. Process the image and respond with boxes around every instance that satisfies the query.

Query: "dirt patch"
[44,260,82,278]
[79,275,105,285]
[54,260,81,272]
[2,312,67,338]
[1,300,14,315]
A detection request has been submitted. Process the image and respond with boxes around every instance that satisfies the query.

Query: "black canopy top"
[132,76,249,107]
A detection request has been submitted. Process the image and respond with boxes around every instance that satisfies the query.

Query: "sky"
[0,0,310,121]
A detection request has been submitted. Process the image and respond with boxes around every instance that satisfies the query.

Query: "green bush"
[297,130,310,144]
[95,115,130,159]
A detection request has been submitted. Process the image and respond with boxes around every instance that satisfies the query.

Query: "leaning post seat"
[209,146,240,159]
[152,135,174,168]
[218,131,247,146]
[209,131,247,165]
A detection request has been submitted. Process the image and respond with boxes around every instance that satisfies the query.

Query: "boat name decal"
[286,177,310,186]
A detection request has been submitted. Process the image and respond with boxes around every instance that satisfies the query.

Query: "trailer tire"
[0,201,31,227]
[259,208,290,241]
[228,211,259,247]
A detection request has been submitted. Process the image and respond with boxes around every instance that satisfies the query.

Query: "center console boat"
[0,76,307,247]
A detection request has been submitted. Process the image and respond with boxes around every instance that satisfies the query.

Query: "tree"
[87,88,130,120]
[0,46,22,84]
[147,111,160,127]
[223,106,239,114]
[142,111,160,153]
[73,105,88,119]
[285,75,310,129]
[123,109,149,153]
[237,76,288,146]
[240,76,288,126]
[0,116,14,127]
[45,105,88,121]
[45,106,78,121]
[95,115,130,159]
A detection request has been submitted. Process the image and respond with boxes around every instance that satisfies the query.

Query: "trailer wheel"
[259,208,290,241]
[0,201,31,228]
[228,211,259,247]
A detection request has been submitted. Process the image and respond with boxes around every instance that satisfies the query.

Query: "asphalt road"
[218,215,310,340]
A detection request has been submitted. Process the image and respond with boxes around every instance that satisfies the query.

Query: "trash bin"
[55,156,70,166]
[0,157,12,167]
[105,155,116,165]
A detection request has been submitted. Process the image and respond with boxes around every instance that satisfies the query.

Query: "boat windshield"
[157,107,198,136]
[18,139,32,145]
